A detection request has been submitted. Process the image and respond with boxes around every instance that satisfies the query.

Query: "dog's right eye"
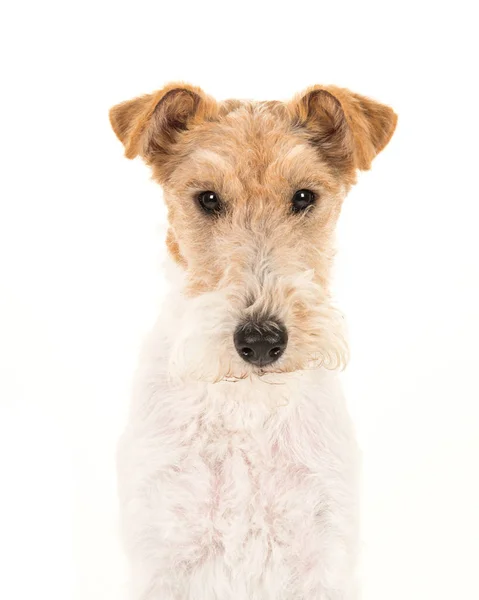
[197,191,222,215]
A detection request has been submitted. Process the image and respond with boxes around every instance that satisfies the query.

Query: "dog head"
[110,83,396,382]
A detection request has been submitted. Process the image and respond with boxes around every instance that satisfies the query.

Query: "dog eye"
[291,189,316,213]
[197,191,222,215]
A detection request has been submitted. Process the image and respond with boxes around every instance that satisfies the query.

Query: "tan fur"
[289,85,397,172]
[109,84,396,374]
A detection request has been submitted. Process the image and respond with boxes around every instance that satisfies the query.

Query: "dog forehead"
[190,102,295,159]
[177,102,323,186]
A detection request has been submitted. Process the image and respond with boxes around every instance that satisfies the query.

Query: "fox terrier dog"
[110,83,397,600]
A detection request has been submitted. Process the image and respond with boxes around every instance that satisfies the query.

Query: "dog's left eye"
[197,191,222,215]
[291,189,316,213]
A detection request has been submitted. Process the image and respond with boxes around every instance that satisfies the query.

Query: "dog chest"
[119,371,358,598]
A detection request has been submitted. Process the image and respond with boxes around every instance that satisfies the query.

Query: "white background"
[1,1,478,599]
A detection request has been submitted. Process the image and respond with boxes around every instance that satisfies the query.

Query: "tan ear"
[291,85,397,172]
[109,82,217,161]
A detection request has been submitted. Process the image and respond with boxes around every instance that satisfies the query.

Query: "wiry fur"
[110,82,397,599]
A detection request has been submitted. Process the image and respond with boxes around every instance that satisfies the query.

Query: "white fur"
[118,260,360,599]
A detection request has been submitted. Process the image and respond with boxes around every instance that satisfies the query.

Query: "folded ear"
[290,85,397,172]
[109,83,217,161]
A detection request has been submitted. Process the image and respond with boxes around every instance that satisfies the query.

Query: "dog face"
[110,83,396,382]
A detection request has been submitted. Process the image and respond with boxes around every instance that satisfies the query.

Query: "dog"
[109,83,397,600]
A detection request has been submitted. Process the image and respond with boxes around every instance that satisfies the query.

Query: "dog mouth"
[222,369,280,383]
[219,352,335,383]
[220,360,305,383]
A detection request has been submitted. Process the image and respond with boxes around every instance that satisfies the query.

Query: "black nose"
[234,320,288,367]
